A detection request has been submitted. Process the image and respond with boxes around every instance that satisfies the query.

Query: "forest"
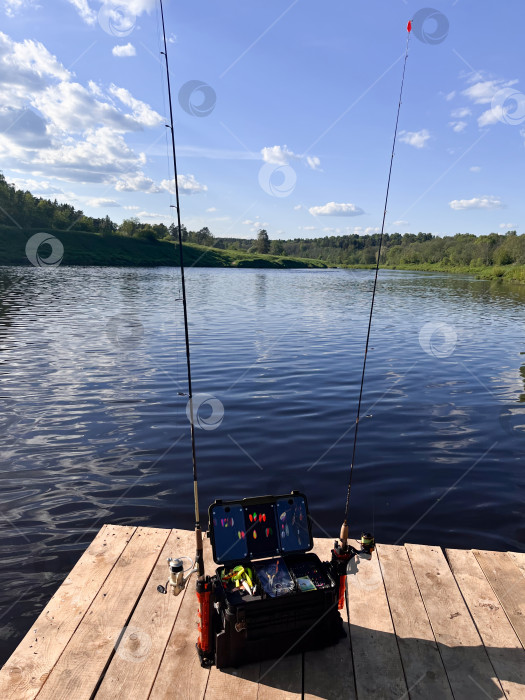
[1,173,524,273]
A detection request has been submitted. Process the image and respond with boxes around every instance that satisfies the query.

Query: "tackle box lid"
[207,491,313,566]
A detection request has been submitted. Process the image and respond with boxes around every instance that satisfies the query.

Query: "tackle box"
[207,491,344,668]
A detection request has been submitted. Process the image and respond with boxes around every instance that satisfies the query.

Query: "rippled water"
[0,265,524,662]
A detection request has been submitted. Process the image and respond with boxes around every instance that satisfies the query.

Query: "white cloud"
[206,207,217,212]
[0,31,166,191]
[3,0,37,17]
[463,79,518,105]
[477,105,505,127]
[306,156,321,170]
[31,128,145,182]
[124,205,140,210]
[445,91,456,101]
[160,174,207,195]
[449,120,467,133]
[87,197,120,207]
[299,226,316,231]
[261,145,299,165]
[470,166,481,172]
[451,107,471,119]
[116,172,161,193]
[109,84,163,128]
[242,218,269,232]
[399,129,430,149]
[137,210,167,219]
[66,0,156,25]
[9,177,63,195]
[112,43,136,58]
[449,196,503,211]
[88,80,103,96]
[33,81,147,133]
[499,223,516,229]
[392,220,409,227]
[309,202,364,217]
[66,0,96,24]
[261,144,321,170]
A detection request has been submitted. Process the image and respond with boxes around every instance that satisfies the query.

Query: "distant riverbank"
[342,261,525,284]
[0,228,327,269]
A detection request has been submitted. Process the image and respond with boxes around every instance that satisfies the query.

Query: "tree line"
[1,172,523,267]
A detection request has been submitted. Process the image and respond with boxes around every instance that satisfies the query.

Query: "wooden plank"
[474,549,525,648]
[377,544,453,699]
[346,540,407,699]
[258,655,302,700]
[304,537,355,700]
[507,551,525,579]
[95,529,196,700]
[0,524,135,700]
[406,544,503,699]
[447,548,525,699]
[148,536,215,700]
[36,527,169,700]
[204,663,260,700]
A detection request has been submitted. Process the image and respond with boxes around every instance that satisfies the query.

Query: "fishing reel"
[330,521,375,609]
[360,532,375,555]
[157,556,197,596]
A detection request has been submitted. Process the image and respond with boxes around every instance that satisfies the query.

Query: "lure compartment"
[207,491,344,668]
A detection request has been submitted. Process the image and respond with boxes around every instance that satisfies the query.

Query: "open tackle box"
[207,491,344,668]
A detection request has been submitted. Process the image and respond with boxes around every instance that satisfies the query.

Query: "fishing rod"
[334,21,412,571]
[158,0,213,663]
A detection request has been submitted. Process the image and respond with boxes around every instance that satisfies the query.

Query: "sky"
[1,0,524,239]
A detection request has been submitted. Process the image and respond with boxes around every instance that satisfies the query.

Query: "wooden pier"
[1,524,524,699]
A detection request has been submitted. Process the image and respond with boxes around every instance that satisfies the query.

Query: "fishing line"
[159,0,205,578]
[343,21,412,524]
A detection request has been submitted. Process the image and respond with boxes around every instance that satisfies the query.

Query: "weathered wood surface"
[1,526,524,699]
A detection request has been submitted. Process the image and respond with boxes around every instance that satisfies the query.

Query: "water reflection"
[0,266,523,663]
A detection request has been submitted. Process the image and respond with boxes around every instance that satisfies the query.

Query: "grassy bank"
[0,228,327,269]
[340,261,525,283]
[385,262,525,283]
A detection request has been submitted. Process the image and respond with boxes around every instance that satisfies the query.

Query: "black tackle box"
[207,491,344,668]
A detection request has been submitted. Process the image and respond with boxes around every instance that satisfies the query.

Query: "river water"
[0,265,524,661]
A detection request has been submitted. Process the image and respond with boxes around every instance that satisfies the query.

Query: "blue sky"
[1,0,524,239]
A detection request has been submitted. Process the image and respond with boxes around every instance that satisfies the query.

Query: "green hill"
[0,226,327,269]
